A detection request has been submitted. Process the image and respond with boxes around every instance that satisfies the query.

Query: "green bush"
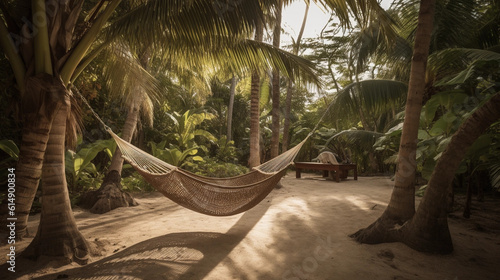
[121,172,155,192]
[184,157,248,178]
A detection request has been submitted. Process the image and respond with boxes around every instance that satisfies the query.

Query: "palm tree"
[270,0,283,159]
[351,0,500,247]
[227,75,238,141]
[282,2,309,152]
[401,93,500,253]
[82,44,158,213]
[0,0,318,262]
[248,18,264,168]
[351,0,437,243]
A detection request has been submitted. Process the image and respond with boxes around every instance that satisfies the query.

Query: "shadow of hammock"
[33,196,272,280]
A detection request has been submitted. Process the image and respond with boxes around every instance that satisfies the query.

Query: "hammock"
[109,129,309,216]
[73,86,323,217]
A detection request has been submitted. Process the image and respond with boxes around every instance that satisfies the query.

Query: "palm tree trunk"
[107,93,142,174]
[270,0,283,159]
[11,120,51,239]
[227,76,237,141]
[9,75,58,238]
[248,20,263,168]
[282,3,309,152]
[24,92,90,263]
[282,80,293,152]
[81,88,141,214]
[351,0,436,243]
[401,93,500,254]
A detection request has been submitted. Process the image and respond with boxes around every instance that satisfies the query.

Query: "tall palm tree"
[351,0,500,247]
[248,19,264,168]
[270,0,283,159]
[227,75,238,141]
[0,0,318,262]
[83,44,158,213]
[351,0,437,243]
[282,2,309,152]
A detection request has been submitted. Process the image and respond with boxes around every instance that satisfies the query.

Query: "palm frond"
[100,1,318,86]
[325,129,383,151]
[100,42,161,116]
[428,48,500,82]
[105,0,261,47]
[490,162,500,190]
[331,79,407,120]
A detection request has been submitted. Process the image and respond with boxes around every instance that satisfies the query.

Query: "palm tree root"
[80,170,138,214]
[350,212,453,254]
[349,214,401,244]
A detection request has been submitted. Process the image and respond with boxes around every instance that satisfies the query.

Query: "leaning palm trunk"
[400,93,500,253]
[81,90,141,214]
[352,0,436,243]
[107,93,142,174]
[24,92,90,263]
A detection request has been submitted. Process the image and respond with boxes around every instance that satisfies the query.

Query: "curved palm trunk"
[24,92,90,263]
[352,0,436,243]
[248,20,263,168]
[270,0,283,159]
[401,93,500,253]
[282,3,309,152]
[82,89,142,214]
[107,93,142,174]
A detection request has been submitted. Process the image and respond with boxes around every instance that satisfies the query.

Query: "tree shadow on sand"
[28,198,271,280]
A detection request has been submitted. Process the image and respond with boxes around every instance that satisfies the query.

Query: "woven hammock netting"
[108,130,309,216]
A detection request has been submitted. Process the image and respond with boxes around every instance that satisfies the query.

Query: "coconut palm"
[282,2,310,153]
[0,0,321,262]
[248,19,264,168]
[268,0,285,159]
[351,0,500,251]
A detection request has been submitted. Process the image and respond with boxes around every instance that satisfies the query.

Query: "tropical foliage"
[0,0,499,264]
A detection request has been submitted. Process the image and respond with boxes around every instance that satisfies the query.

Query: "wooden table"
[294,162,357,182]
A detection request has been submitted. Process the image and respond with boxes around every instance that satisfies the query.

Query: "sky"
[281,0,394,45]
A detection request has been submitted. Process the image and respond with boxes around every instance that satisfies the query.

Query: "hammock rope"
[71,85,332,216]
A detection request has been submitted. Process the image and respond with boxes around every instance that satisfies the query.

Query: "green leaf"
[418,130,431,140]
[436,64,476,86]
[467,134,492,159]
[0,140,19,161]
[192,156,204,162]
[421,159,436,181]
[429,118,448,136]
[74,157,84,177]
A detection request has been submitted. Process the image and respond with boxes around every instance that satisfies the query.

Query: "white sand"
[2,174,500,279]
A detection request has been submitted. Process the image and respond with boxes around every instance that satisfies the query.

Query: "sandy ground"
[2,173,500,280]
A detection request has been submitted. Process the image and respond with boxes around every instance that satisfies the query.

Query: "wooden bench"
[294,162,357,182]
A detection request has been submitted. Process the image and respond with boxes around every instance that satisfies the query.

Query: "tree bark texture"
[400,93,500,254]
[227,76,237,141]
[352,0,436,243]
[6,74,62,237]
[248,20,263,168]
[24,92,91,263]
[270,0,283,159]
[282,3,308,153]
